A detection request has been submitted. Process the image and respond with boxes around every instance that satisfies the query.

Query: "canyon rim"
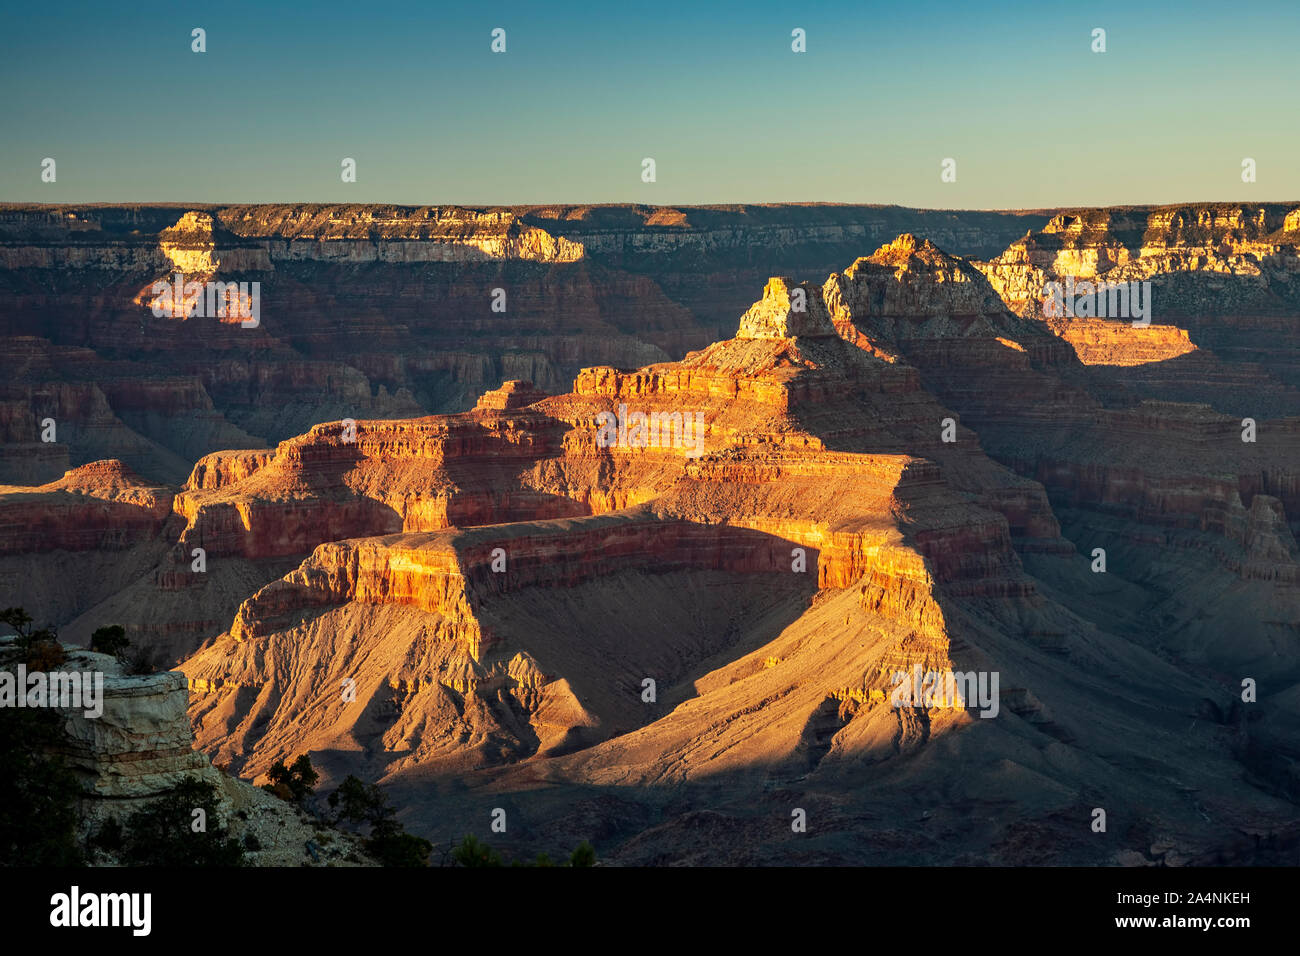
[2,202,1299,871]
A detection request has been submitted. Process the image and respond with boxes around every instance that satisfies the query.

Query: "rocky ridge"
[0,203,1051,487]
[166,250,1298,865]
[5,203,1300,863]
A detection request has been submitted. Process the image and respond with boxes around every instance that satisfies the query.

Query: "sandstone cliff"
[5,202,1300,865]
[975,203,1300,415]
[0,203,1050,487]
[169,254,1298,866]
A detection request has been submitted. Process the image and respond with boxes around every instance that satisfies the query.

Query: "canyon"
[2,202,1299,865]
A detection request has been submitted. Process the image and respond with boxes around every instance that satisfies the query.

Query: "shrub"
[120,777,245,866]
[0,607,34,640]
[327,774,387,824]
[2,606,66,669]
[0,705,85,865]
[24,636,66,671]
[263,754,318,804]
[124,644,164,676]
[450,834,596,868]
[453,834,503,867]
[262,781,293,801]
[89,625,129,657]
[327,774,433,866]
[367,829,433,867]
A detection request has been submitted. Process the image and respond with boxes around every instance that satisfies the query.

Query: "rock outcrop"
[975,204,1300,414]
[166,250,1296,866]
[0,636,375,866]
[177,265,1055,792]
[0,203,1052,487]
[5,203,1300,865]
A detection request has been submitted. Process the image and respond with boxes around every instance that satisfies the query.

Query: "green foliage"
[89,624,129,657]
[569,840,596,867]
[89,816,125,854]
[453,834,504,867]
[120,776,245,866]
[327,774,387,824]
[326,773,433,866]
[367,829,433,867]
[263,754,318,804]
[0,705,86,865]
[0,607,84,865]
[0,607,34,639]
[1,606,65,669]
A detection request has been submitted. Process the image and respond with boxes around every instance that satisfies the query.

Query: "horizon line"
[3,199,1299,214]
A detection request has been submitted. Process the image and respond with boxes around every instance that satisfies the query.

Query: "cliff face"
[518,204,1049,262]
[813,230,1300,752]
[177,265,1057,793]
[52,650,221,800]
[0,460,173,555]
[975,204,1300,415]
[6,202,1300,864]
[172,253,1299,862]
[171,253,1255,869]
[820,233,1300,569]
[0,461,180,628]
[0,203,1049,486]
[977,204,1300,317]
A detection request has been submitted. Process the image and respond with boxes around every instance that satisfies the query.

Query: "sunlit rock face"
[0,203,1049,489]
[973,204,1300,408]
[737,277,838,340]
[3,203,1300,864]
[180,267,1040,810]
[976,204,1300,318]
[166,239,1299,866]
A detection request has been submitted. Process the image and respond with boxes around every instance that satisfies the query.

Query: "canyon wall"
[0,203,1049,485]
[4,203,1300,863]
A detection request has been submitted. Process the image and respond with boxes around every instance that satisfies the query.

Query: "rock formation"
[975,203,1300,416]
[0,203,1050,486]
[4,202,1300,865]
[0,636,371,866]
[172,239,1297,865]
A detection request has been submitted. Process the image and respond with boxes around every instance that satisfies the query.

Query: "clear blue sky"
[2,0,1297,207]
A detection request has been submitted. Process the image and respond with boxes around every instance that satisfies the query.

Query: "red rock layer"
[0,460,173,555]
